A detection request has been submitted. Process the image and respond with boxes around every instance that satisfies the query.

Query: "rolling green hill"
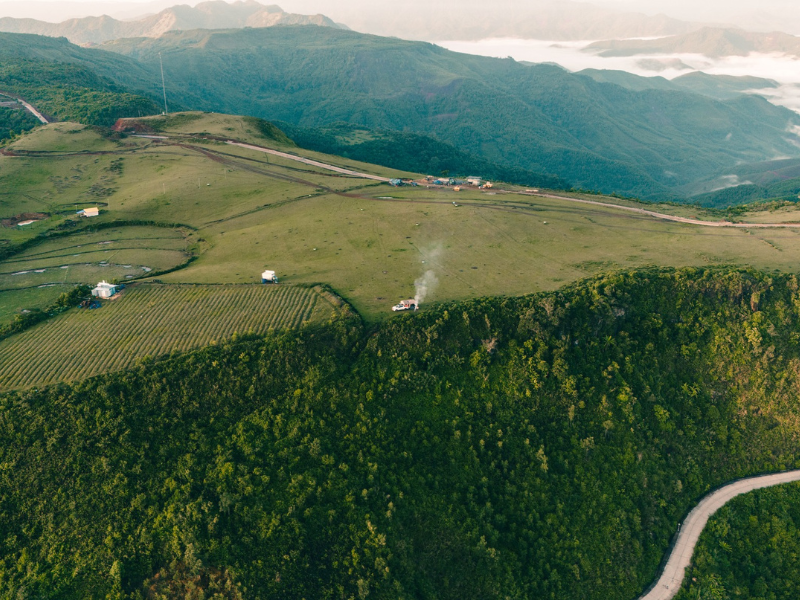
[98,27,800,200]
[3,268,800,599]
[7,114,800,327]
[2,28,798,200]
[577,69,780,101]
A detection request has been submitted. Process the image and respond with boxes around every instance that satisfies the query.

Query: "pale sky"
[1,0,798,33]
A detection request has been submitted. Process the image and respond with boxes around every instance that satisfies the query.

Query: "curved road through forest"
[638,470,800,600]
[0,92,48,124]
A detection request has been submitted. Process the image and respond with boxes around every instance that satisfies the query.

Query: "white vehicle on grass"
[392,299,417,312]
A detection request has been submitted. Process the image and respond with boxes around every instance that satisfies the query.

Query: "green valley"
[2,14,800,599]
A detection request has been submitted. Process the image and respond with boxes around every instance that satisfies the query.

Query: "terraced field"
[0,283,338,390]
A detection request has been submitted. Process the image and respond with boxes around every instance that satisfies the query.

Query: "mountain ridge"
[586,27,800,59]
[0,0,346,45]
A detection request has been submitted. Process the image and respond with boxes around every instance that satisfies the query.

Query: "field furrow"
[0,283,335,390]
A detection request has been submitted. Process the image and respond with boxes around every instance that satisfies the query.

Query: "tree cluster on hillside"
[0,58,160,127]
[277,121,569,189]
[675,483,800,600]
[2,268,800,598]
[694,179,800,208]
[0,104,39,141]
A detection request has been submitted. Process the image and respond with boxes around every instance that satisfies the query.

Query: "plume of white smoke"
[414,270,438,307]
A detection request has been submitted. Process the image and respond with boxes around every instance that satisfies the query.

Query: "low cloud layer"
[439,38,800,114]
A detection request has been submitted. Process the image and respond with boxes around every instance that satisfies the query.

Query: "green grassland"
[4,113,800,329]
[0,282,340,390]
[1,225,189,289]
[0,283,74,325]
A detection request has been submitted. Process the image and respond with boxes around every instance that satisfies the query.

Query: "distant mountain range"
[2,26,799,200]
[578,70,780,101]
[323,0,702,42]
[586,27,800,59]
[0,1,346,45]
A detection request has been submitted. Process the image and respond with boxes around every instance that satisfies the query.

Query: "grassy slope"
[5,114,800,326]
[2,269,800,599]
[97,26,800,199]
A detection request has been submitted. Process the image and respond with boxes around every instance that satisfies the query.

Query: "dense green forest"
[676,483,800,600]
[276,121,568,188]
[3,268,800,598]
[0,103,38,141]
[0,53,160,127]
[693,179,800,208]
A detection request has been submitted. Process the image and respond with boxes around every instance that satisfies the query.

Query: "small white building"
[92,281,119,299]
[467,176,482,186]
[262,270,278,284]
[78,207,99,218]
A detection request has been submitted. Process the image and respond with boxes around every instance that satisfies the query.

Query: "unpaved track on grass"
[514,191,800,229]
[223,140,800,229]
[225,141,392,182]
[638,470,800,600]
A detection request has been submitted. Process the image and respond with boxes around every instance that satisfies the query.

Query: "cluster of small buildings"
[389,179,420,187]
[425,175,493,189]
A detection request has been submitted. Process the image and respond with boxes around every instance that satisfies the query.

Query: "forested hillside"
[675,483,800,600]
[0,102,39,140]
[3,268,800,598]
[0,33,161,128]
[100,26,800,199]
[0,58,160,126]
[277,121,568,188]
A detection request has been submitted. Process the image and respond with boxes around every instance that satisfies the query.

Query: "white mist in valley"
[438,38,800,114]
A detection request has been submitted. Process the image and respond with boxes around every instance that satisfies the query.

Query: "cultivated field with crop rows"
[0,283,337,390]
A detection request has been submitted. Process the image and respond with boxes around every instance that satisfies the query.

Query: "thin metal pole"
[159,52,168,115]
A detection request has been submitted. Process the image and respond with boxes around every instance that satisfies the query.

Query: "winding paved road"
[639,470,800,600]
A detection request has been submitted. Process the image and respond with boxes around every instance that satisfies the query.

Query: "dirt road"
[0,92,48,124]
[638,470,800,600]
[518,191,800,229]
[224,141,800,229]
[225,141,391,182]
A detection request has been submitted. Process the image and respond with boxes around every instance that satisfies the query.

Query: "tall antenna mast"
[159,52,169,115]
